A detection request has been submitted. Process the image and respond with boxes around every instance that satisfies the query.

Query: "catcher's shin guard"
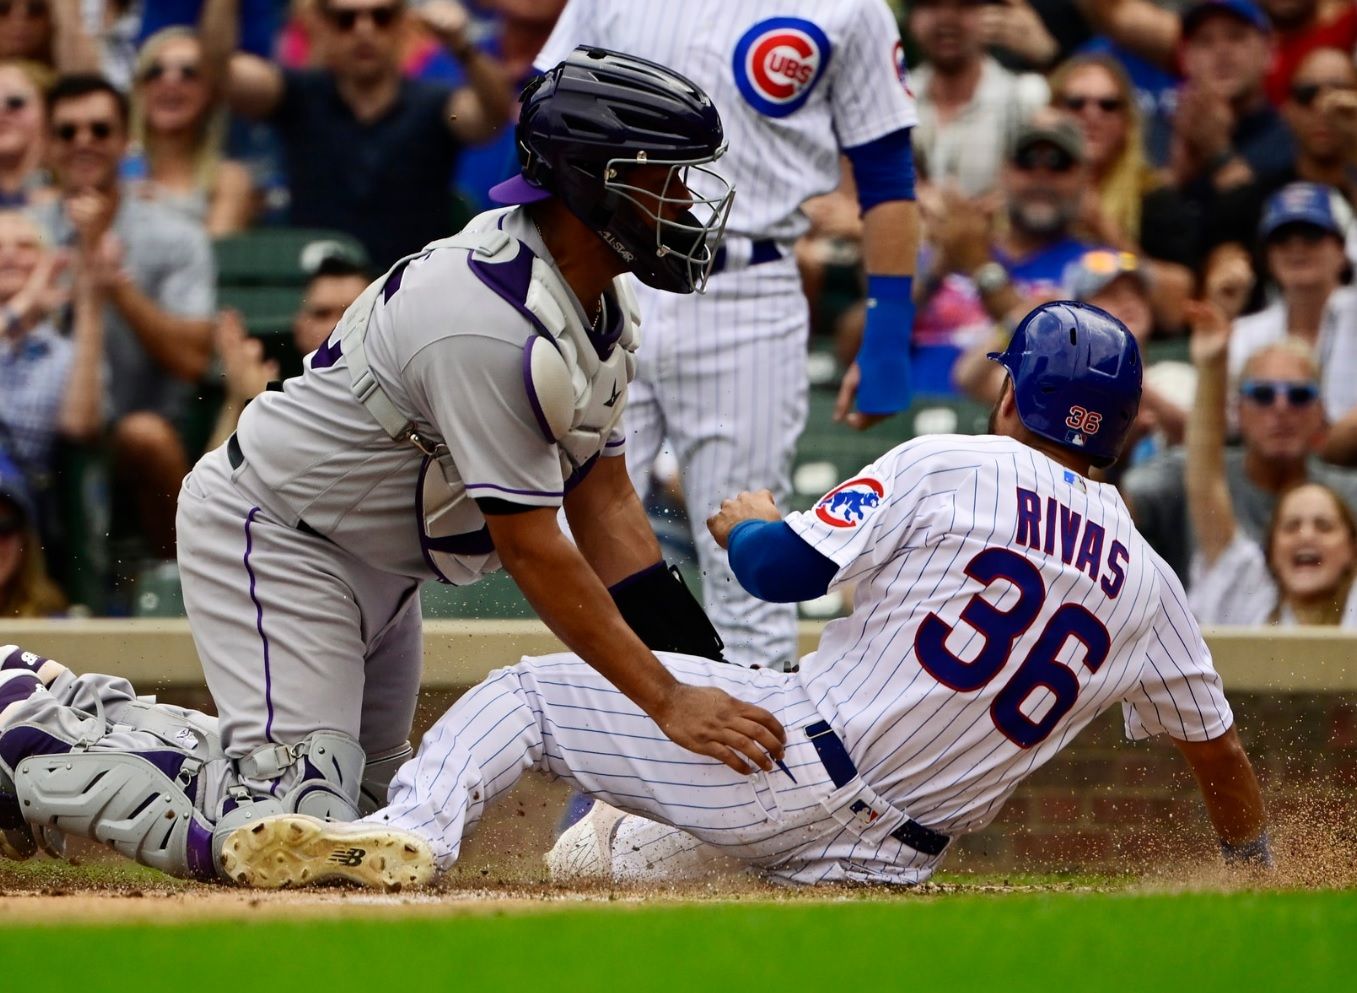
[8,730,219,879]
[210,730,368,871]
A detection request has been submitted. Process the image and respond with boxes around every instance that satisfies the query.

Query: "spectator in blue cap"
[1226,181,1357,425]
[0,451,65,617]
[1173,0,1296,209]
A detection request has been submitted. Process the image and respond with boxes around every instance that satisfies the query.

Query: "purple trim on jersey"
[186,818,216,881]
[242,507,276,744]
[521,337,559,444]
[564,453,600,494]
[465,481,565,498]
[488,173,553,206]
[604,436,626,448]
[467,233,621,360]
[310,334,343,370]
[0,724,70,770]
[0,670,39,714]
[415,457,497,584]
[383,257,413,303]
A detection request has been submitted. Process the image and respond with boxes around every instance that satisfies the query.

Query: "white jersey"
[784,435,1234,837]
[536,0,918,242]
[1188,531,1357,627]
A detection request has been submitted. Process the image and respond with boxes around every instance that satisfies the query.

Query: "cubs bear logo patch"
[732,17,832,118]
[815,476,885,528]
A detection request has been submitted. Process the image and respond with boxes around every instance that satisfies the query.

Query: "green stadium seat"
[132,561,185,618]
[215,285,302,336]
[421,571,535,619]
[213,229,367,287]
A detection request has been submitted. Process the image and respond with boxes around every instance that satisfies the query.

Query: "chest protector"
[335,224,640,584]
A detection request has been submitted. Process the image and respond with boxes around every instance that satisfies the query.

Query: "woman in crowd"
[1049,53,1195,327]
[128,26,252,235]
[0,454,65,618]
[1185,299,1357,626]
[0,60,51,206]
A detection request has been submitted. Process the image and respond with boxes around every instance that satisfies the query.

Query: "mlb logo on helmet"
[733,17,832,117]
[815,476,885,528]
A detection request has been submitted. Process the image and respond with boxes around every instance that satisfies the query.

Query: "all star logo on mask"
[732,17,832,118]
[598,229,635,263]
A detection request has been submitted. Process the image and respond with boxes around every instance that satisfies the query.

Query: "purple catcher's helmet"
[489,46,734,294]
[988,301,1143,468]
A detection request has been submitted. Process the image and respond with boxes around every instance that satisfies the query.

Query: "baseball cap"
[1065,250,1152,301]
[298,238,369,277]
[0,452,34,532]
[1258,182,1350,242]
[1181,0,1271,39]
[1009,116,1085,163]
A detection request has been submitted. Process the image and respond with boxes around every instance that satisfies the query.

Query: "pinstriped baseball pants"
[363,651,950,886]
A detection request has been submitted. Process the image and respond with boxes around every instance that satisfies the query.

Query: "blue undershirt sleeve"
[842,128,916,212]
[726,520,839,603]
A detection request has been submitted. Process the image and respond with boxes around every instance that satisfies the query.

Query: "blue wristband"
[855,274,915,415]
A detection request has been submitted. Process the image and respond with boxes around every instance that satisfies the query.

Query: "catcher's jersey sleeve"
[1122,561,1235,742]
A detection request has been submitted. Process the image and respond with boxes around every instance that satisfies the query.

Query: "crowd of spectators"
[5,0,1357,631]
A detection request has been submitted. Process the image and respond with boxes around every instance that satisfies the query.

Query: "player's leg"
[666,279,809,668]
[354,583,423,811]
[220,653,847,888]
[0,668,224,879]
[176,449,389,830]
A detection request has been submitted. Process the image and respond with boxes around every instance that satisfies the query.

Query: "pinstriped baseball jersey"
[535,0,918,243]
[784,434,1234,837]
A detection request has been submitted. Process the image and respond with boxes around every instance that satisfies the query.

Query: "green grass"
[6,889,1355,992]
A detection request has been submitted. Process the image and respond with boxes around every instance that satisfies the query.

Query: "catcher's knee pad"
[10,733,218,880]
[211,730,368,873]
[359,741,412,815]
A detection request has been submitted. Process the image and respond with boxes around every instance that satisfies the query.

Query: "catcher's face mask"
[595,147,734,295]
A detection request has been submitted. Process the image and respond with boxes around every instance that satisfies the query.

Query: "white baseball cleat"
[219,814,436,891]
[545,800,628,882]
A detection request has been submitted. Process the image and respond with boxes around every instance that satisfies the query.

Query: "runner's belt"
[805,720,950,856]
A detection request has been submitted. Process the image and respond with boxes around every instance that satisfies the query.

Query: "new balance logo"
[327,847,366,867]
[604,381,621,408]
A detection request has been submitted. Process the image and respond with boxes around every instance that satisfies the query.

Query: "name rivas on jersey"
[1014,487,1129,599]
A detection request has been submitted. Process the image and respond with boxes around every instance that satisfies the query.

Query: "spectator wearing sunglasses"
[1225,182,1357,423]
[0,450,65,617]
[0,60,54,207]
[30,73,215,561]
[1049,55,1198,322]
[198,0,512,270]
[1184,298,1357,624]
[922,113,1096,355]
[1204,47,1357,250]
[1122,325,1357,584]
[127,27,254,236]
[907,0,1050,198]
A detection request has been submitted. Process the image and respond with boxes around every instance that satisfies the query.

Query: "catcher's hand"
[652,683,786,775]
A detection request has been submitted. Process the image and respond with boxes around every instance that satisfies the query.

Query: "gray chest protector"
[336,224,640,585]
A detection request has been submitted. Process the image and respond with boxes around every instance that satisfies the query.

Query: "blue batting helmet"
[488,47,734,294]
[988,301,1143,468]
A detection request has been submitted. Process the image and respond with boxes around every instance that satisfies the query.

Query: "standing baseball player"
[213,302,1271,890]
[0,49,797,882]
[522,0,922,669]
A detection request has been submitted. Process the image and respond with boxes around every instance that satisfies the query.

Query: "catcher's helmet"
[488,46,733,294]
[988,301,1143,468]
